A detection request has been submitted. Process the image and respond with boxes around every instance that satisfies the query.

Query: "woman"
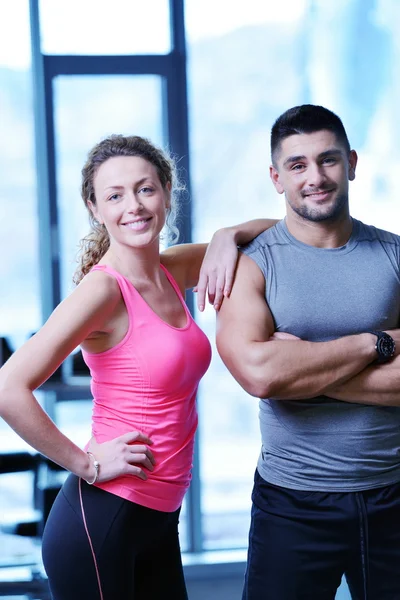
[0,134,277,599]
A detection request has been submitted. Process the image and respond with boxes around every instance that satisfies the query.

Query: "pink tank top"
[82,264,212,512]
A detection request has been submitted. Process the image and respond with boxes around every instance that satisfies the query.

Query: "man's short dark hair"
[271,104,351,166]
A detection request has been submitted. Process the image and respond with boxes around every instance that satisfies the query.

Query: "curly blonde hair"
[73,134,182,284]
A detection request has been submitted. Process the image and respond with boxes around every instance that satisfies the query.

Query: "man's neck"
[285,212,353,248]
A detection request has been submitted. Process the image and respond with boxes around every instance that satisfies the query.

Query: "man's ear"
[270,165,285,195]
[88,200,103,224]
[348,149,358,182]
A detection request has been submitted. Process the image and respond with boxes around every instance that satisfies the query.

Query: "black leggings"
[41,474,188,600]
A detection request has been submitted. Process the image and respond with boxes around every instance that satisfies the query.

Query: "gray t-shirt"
[242,218,400,491]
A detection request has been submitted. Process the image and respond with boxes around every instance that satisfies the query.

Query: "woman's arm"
[0,271,154,482]
[162,218,280,310]
[223,218,280,245]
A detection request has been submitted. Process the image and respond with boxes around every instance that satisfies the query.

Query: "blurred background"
[1,0,400,598]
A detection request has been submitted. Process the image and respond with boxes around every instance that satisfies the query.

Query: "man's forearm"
[326,355,400,406]
[235,334,377,400]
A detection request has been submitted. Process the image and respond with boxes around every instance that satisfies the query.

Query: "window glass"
[0,0,40,339]
[0,1,40,529]
[39,0,171,55]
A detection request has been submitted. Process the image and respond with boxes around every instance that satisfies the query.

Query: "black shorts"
[242,469,400,600]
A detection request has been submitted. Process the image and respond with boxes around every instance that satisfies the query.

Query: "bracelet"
[85,451,100,485]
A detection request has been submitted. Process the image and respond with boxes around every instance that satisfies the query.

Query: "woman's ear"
[165,182,172,210]
[88,200,103,225]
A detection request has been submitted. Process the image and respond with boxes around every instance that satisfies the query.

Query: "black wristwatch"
[367,330,396,363]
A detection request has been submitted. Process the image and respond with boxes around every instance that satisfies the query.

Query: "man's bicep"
[216,255,274,383]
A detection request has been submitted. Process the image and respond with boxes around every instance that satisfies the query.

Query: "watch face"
[377,335,395,358]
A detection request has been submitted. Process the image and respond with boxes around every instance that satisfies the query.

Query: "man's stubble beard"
[287,191,349,223]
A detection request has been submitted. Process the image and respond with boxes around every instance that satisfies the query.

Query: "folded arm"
[326,352,400,405]
[216,254,378,400]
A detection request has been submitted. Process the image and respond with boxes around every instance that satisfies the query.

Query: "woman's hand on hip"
[86,431,155,482]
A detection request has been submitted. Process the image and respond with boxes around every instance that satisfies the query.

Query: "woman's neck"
[101,240,163,286]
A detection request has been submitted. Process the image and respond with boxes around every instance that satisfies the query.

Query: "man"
[216,104,400,600]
